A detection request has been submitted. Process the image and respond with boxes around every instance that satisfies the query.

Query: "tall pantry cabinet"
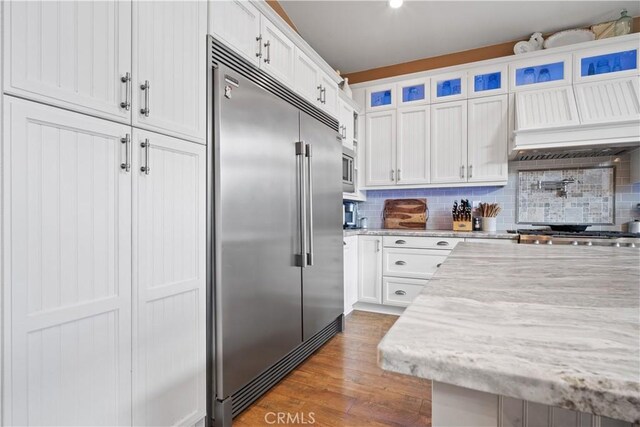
[2,1,207,426]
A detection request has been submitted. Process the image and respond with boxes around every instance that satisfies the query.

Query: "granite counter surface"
[343,228,517,239]
[378,243,640,423]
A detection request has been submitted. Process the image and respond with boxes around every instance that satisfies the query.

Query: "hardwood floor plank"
[230,311,432,426]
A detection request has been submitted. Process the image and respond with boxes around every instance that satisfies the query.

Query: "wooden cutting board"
[383,199,428,229]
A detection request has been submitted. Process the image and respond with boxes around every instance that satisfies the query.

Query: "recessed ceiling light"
[389,0,403,8]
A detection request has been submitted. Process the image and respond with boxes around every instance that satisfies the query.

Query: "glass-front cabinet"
[366,84,396,112]
[468,64,508,98]
[397,78,430,106]
[430,72,467,103]
[509,53,572,91]
[574,41,639,83]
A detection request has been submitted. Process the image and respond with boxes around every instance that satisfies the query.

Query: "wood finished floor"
[233,311,432,426]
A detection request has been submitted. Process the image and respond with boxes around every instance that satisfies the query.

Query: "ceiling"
[279,1,640,74]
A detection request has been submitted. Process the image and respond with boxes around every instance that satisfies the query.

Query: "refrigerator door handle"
[296,141,308,267]
[306,143,314,266]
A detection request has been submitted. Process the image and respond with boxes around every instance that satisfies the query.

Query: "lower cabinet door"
[343,236,359,314]
[2,97,132,425]
[132,129,206,426]
[383,277,428,307]
[358,236,382,304]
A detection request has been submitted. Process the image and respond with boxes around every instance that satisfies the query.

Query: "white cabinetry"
[294,49,321,104]
[318,71,339,117]
[259,18,295,87]
[397,105,430,185]
[343,236,359,315]
[132,1,207,144]
[365,110,396,186]
[2,97,132,426]
[431,101,468,184]
[132,129,206,426]
[3,0,132,123]
[357,236,382,304]
[339,99,355,149]
[467,95,508,183]
[209,0,261,67]
[2,97,207,426]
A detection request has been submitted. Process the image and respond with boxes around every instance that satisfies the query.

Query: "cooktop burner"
[514,229,640,238]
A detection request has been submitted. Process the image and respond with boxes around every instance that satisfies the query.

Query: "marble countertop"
[378,243,640,423]
[343,228,517,239]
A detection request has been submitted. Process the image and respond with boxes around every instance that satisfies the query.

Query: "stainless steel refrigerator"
[207,37,344,427]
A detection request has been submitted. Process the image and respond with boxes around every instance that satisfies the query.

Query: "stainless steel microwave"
[342,147,355,193]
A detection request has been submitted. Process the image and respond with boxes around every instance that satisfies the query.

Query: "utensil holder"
[481,217,497,232]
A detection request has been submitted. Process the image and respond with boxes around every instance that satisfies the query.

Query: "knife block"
[452,220,472,231]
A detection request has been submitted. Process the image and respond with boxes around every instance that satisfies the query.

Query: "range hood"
[512,76,640,160]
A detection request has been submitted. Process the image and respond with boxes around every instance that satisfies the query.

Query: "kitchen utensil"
[383,198,428,229]
[481,217,497,232]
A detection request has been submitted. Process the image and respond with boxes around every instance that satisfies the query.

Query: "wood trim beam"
[265,0,299,33]
[345,16,640,84]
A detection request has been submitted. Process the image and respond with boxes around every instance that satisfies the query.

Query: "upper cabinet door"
[431,72,467,103]
[319,71,339,118]
[468,64,508,98]
[3,97,132,426]
[132,129,206,427]
[509,53,572,91]
[365,110,397,186]
[430,101,468,184]
[467,95,508,183]
[133,1,207,144]
[397,78,430,107]
[260,18,296,88]
[294,49,321,104]
[397,105,430,185]
[366,84,396,112]
[574,41,639,83]
[3,0,132,123]
[209,0,261,67]
[339,99,354,150]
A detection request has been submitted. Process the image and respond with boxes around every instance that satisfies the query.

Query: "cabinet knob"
[437,263,442,268]
[436,241,449,246]
[395,239,406,244]
[394,290,406,296]
[395,260,406,265]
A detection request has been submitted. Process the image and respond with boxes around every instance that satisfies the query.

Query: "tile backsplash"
[517,167,615,225]
[356,155,640,231]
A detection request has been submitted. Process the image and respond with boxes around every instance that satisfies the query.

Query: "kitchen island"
[378,243,640,426]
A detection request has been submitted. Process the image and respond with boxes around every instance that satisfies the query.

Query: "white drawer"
[383,236,463,250]
[383,277,428,307]
[383,248,448,279]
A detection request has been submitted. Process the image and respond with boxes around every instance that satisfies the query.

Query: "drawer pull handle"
[395,290,406,296]
[436,241,449,246]
[395,240,406,244]
[395,260,406,265]
[437,263,442,268]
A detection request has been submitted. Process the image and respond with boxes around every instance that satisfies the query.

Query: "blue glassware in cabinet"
[474,72,501,92]
[402,84,425,103]
[371,89,392,107]
[580,49,637,77]
[436,78,462,97]
[515,61,564,86]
